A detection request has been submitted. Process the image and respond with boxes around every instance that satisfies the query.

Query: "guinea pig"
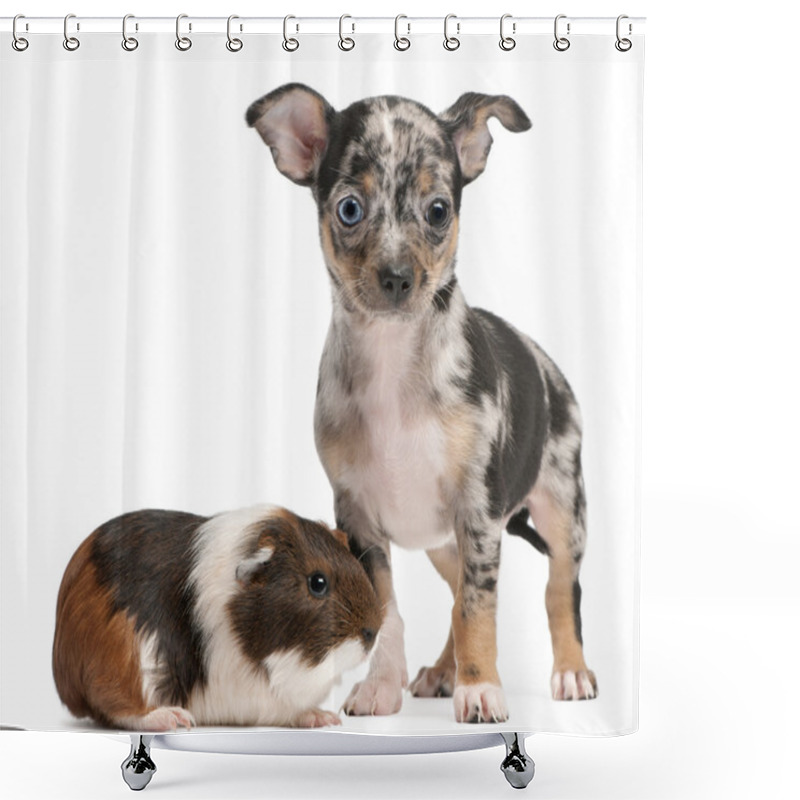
[52,504,383,731]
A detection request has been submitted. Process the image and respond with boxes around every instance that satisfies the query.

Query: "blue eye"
[337,196,364,227]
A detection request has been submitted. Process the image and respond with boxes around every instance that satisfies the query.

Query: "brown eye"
[308,572,329,598]
[426,199,449,228]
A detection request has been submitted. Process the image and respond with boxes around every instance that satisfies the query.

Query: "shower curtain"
[1,17,643,738]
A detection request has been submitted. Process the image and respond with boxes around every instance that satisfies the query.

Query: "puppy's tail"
[506,509,551,557]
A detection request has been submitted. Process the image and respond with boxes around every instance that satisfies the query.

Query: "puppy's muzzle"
[378,264,414,308]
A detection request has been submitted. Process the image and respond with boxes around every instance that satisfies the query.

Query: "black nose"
[377,265,413,306]
[362,627,376,648]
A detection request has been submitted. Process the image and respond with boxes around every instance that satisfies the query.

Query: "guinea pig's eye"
[337,196,364,227]
[307,572,329,598]
[425,199,450,228]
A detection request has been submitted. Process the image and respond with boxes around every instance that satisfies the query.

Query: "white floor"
[4,593,796,800]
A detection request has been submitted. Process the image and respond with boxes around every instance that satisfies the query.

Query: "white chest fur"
[338,320,456,550]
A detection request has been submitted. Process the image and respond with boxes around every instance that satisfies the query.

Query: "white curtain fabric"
[1,29,643,735]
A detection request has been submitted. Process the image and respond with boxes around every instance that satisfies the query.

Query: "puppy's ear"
[440,94,531,184]
[246,83,333,186]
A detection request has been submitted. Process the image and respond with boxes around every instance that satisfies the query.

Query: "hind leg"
[115,706,196,732]
[62,601,196,731]
[528,476,597,701]
[409,541,458,698]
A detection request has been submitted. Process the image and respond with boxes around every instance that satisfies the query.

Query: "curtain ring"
[443,14,460,51]
[175,14,192,51]
[227,15,243,52]
[122,14,139,51]
[12,14,29,52]
[283,15,299,51]
[615,14,632,52]
[553,14,570,52]
[394,15,410,51]
[499,14,516,51]
[63,13,80,51]
[338,14,355,51]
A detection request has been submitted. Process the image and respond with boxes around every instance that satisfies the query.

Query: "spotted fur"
[247,84,597,722]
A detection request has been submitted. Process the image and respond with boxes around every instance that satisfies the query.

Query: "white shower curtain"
[1,19,643,737]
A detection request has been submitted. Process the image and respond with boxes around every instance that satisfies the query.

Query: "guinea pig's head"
[227,508,383,676]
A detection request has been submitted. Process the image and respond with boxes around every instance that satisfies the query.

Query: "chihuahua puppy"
[247,84,596,723]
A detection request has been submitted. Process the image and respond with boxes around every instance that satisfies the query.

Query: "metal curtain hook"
[282,15,299,51]
[283,15,299,51]
[227,15,243,51]
[444,14,460,51]
[500,14,516,51]
[394,14,410,51]
[122,14,139,51]
[615,14,632,51]
[12,14,29,51]
[176,14,192,50]
[553,14,570,52]
[63,13,80,51]
[338,14,355,51]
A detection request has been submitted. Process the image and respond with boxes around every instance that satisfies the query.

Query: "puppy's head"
[247,84,530,317]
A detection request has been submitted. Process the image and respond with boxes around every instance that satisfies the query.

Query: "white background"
[2,1,799,799]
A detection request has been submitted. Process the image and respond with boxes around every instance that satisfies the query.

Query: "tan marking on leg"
[451,595,500,687]
[450,591,508,722]
[546,546,588,675]
[532,494,586,666]
[529,488,597,698]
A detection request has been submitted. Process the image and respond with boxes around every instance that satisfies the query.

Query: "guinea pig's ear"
[246,83,334,187]
[439,93,531,184]
[330,528,349,549]
[235,546,274,585]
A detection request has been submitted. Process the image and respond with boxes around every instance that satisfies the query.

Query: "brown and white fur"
[247,84,597,723]
[52,505,382,731]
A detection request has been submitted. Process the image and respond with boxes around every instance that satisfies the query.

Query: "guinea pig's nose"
[362,627,376,648]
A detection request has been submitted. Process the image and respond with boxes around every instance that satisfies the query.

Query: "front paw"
[551,669,597,700]
[409,664,455,698]
[293,708,343,728]
[453,682,509,723]
[342,675,404,716]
